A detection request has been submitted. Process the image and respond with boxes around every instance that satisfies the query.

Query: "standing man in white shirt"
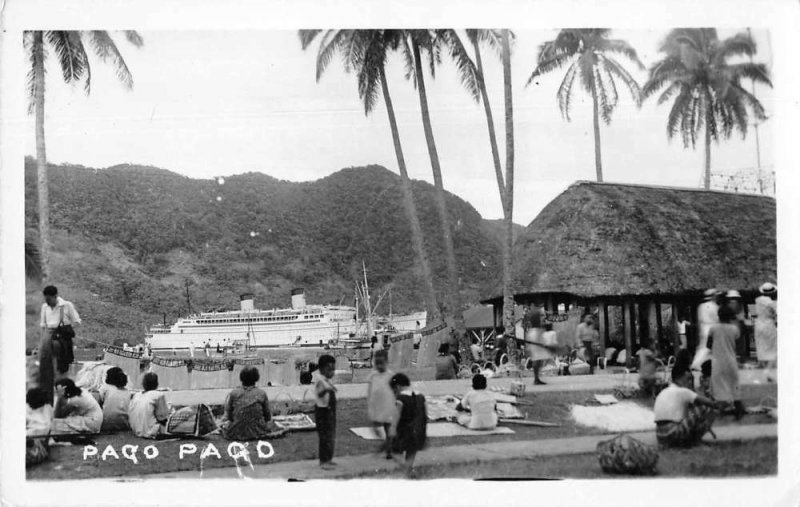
[39,285,81,404]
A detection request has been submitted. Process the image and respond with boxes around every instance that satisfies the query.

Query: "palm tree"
[401,30,461,327]
[299,30,440,320]
[439,29,520,359]
[24,30,143,281]
[436,29,520,360]
[499,29,518,363]
[641,28,772,189]
[526,29,643,182]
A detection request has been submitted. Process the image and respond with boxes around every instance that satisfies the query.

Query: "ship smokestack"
[291,288,306,309]
[240,293,254,312]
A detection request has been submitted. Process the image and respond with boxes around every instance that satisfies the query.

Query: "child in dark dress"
[389,373,427,478]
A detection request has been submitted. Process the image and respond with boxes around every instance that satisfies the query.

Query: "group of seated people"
[26,365,281,450]
[26,368,172,442]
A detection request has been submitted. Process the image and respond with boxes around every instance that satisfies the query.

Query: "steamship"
[144,289,426,350]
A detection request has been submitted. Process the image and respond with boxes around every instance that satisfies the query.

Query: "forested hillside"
[25,158,513,347]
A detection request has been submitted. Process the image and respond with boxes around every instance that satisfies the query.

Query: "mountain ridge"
[25,157,522,348]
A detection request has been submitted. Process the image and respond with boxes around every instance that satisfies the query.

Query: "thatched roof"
[494,181,776,300]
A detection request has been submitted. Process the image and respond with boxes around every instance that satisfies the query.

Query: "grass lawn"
[348,437,778,479]
[26,384,776,481]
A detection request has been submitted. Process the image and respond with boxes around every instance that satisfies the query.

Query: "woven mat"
[350,422,514,440]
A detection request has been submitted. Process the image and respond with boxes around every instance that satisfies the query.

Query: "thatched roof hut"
[510,181,776,298]
[485,181,776,363]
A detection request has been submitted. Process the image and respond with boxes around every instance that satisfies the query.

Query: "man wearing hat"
[696,289,720,352]
[754,283,777,382]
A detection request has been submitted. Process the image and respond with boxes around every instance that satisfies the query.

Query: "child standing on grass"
[389,373,427,478]
[366,349,395,458]
[314,354,338,470]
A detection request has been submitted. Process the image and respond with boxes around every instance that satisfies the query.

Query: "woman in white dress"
[53,378,102,434]
[753,283,777,382]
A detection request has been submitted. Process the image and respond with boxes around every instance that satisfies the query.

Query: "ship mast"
[362,261,374,338]
[184,279,193,315]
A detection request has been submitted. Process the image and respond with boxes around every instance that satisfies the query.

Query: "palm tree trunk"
[33,31,51,282]
[591,86,603,183]
[411,41,459,327]
[501,30,517,364]
[379,68,440,321]
[471,35,506,211]
[704,124,711,190]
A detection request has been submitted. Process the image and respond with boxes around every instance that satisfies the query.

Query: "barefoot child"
[389,373,427,478]
[314,354,338,469]
[366,349,395,458]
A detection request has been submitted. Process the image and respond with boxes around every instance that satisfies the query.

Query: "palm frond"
[657,81,683,105]
[715,32,756,62]
[314,30,346,81]
[666,87,691,141]
[46,31,88,85]
[469,29,503,58]
[443,29,480,102]
[602,39,645,70]
[727,90,750,137]
[599,60,619,113]
[727,62,772,88]
[86,31,135,89]
[526,52,573,85]
[703,90,720,142]
[358,32,387,115]
[604,57,641,106]
[594,66,612,124]
[125,31,144,48]
[641,56,686,100]
[75,37,92,94]
[401,35,417,87]
[556,60,580,121]
[299,29,323,50]
[25,31,44,115]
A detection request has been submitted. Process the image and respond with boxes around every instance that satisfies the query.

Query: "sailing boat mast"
[362,261,374,338]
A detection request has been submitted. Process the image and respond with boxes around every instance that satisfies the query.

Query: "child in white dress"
[366,349,395,458]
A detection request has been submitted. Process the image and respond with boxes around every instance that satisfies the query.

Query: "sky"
[23,29,774,226]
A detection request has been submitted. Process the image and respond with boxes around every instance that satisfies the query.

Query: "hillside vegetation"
[25,158,513,348]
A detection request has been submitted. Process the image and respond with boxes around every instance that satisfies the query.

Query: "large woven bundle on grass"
[167,404,218,436]
[597,434,658,475]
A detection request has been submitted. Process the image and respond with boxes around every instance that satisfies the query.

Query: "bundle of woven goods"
[596,433,659,475]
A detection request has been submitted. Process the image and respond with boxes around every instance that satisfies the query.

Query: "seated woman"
[98,367,132,432]
[223,366,279,441]
[654,366,716,448]
[53,378,103,434]
[26,388,53,466]
[129,372,170,439]
[456,374,497,430]
[434,343,458,380]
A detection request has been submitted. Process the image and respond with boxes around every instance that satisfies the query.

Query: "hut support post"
[647,300,658,350]
[623,300,633,368]
[671,302,680,356]
[598,300,608,352]
[654,300,663,352]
